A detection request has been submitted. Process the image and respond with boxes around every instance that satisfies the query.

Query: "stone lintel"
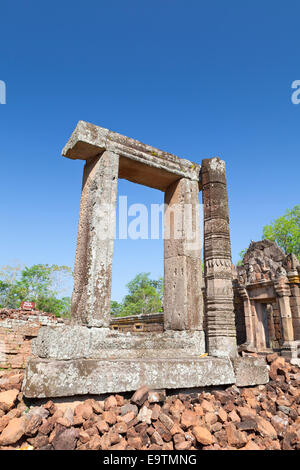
[62,121,201,191]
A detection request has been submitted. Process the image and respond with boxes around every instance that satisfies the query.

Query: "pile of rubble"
[0,354,299,451]
[0,308,59,320]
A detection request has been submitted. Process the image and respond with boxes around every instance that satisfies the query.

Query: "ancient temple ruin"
[234,240,300,362]
[23,121,268,398]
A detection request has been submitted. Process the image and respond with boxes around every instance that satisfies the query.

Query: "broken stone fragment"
[0,389,19,412]
[225,422,248,448]
[255,416,277,439]
[0,416,26,445]
[52,427,79,450]
[131,386,149,406]
[104,395,118,410]
[158,412,174,431]
[148,390,166,403]
[181,409,199,429]
[137,406,152,425]
[120,403,138,416]
[192,426,214,445]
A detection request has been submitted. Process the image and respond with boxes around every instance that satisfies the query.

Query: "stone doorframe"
[23,122,269,398]
[63,121,237,357]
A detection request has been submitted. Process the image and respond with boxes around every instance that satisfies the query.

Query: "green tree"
[35,295,71,318]
[0,280,10,307]
[0,265,25,308]
[263,205,300,260]
[0,264,72,317]
[237,249,247,266]
[111,273,163,317]
[110,300,122,316]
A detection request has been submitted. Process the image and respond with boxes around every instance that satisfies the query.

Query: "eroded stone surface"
[164,178,203,331]
[62,121,201,191]
[71,151,119,327]
[23,357,236,398]
[201,157,237,357]
[233,357,269,387]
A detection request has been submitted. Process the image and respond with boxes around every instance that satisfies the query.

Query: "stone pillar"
[164,177,203,330]
[250,300,258,348]
[71,151,119,327]
[255,302,269,351]
[266,303,276,348]
[288,279,300,341]
[289,281,300,340]
[275,277,294,344]
[201,157,237,357]
[286,254,300,340]
[238,287,255,350]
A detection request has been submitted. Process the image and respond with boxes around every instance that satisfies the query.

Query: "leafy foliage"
[0,264,72,317]
[110,300,122,316]
[237,249,247,266]
[263,205,300,260]
[111,272,163,317]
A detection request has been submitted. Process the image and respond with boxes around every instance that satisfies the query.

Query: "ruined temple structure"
[234,240,300,362]
[23,121,268,398]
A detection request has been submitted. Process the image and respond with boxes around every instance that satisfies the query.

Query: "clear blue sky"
[0,1,299,302]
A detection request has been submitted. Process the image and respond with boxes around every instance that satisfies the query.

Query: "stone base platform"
[22,355,269,398]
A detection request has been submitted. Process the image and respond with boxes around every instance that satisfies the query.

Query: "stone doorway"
[23,121,268,398]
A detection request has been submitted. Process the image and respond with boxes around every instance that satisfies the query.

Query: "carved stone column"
[286,254,300,341]
[275,277,294,344]
[71,151,119,327]
[250,300,258,348]
[164,178,203,331]
[238,287,255,350]
[289,281,300,341]
[201,158,237,357]
[255,302,269,351]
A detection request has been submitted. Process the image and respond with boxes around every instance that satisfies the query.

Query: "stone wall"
[0,309,64,371]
